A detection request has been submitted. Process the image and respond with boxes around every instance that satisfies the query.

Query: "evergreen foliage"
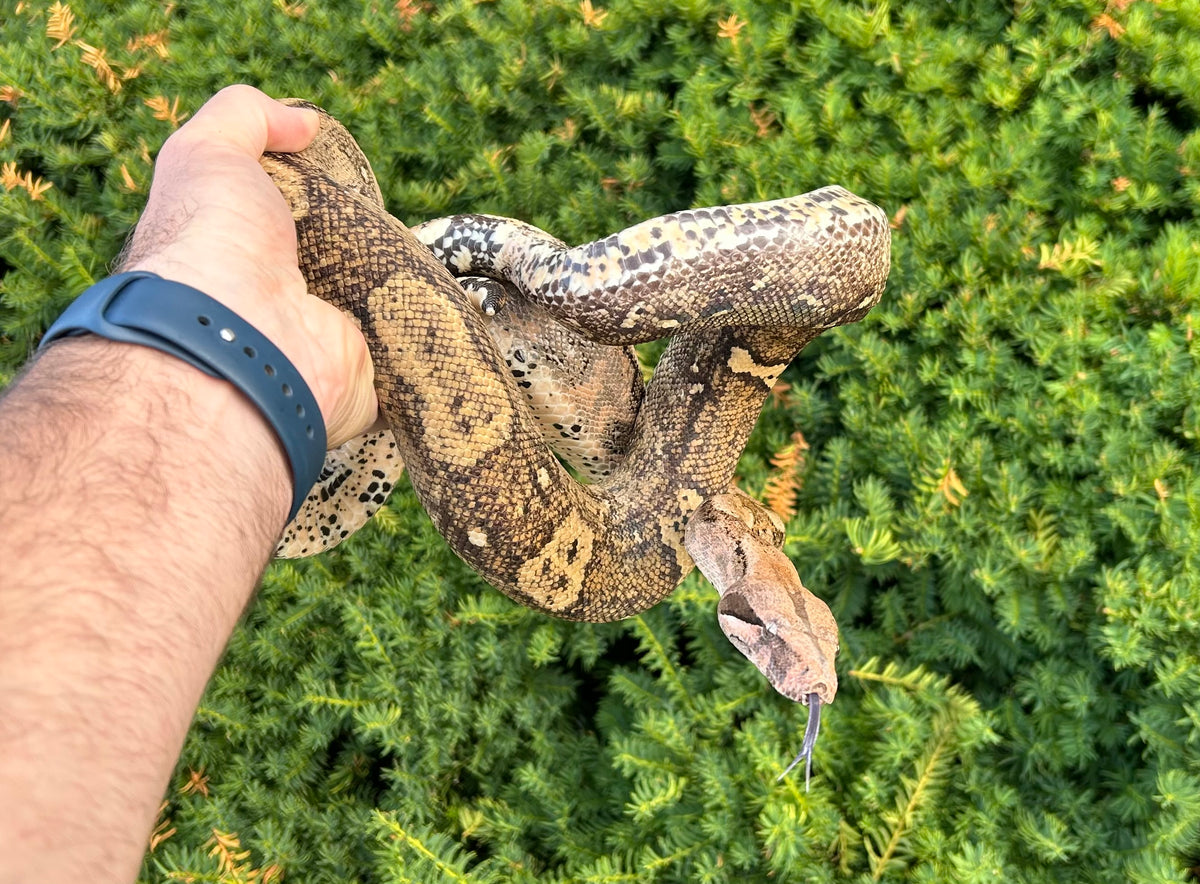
[3,0,1200,879]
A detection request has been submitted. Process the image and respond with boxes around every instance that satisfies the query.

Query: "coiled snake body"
[265,104,891,782]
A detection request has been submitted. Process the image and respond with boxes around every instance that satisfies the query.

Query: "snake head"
[716,575,838,706]
[684,493,840,787]
[717,576,838,791]
[684,493,839,705]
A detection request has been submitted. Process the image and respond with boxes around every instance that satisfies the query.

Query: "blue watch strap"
[38,271,327,523]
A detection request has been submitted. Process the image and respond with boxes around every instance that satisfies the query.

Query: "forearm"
[0,337,290,883]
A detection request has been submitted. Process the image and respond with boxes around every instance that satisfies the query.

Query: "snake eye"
[765,622,778,637]
[718,592,764,628]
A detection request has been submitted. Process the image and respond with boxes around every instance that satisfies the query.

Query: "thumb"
[169,85,319,158]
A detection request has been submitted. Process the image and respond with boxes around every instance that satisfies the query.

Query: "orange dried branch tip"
[749,104,776,137]
[145,95,189,127]
[769,379,790,406]
[1,161,54,200]
[127,30,171,58]
[1091,12,1125,38]
[118,163,138,192]
[395,0,427,29]
[717,14,747,44]
[276,0,307,18]
[936,464,968,506]
[0,162,18,191]
[208,829,252,875]
[579,0,607,28]
[46,1,77,48]
[180,766,210,796]
[75,41,121,93]
[763,430,809,521]
[553,117,577,141]
[0,119,10,145]
[148,801,176,852]
[148,819,177,852]
[0,86,21,106]
[205,828,284,883]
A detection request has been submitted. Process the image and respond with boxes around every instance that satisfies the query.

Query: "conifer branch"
[641,841,698,872]
[372,812,474,884]
[630,615,692,708]
[850,660,945,695]
[194,706,247,733]
[342,603,391,660]
[626,772,688,822]
[1037,235,1103,276]
[13,229,57,270]
[304,693,370,708]
[868,713,956,880]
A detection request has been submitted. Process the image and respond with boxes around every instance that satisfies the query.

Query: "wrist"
[20,335,293,529]
[38,271,327,521]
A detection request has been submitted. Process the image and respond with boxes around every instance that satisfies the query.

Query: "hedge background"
[3,0,1200,881]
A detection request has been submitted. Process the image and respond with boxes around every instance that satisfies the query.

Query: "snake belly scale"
[264,104,890,756]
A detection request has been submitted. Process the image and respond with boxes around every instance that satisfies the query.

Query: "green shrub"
[3,0,1200,880]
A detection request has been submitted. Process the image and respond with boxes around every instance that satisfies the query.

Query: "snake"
[262,102,891,784]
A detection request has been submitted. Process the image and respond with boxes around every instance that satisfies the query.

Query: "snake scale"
[264,103,891,782]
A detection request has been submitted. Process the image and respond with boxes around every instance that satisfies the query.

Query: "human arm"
[0,86,376,884]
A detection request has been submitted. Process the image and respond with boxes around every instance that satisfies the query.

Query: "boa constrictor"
[264,102,891,785]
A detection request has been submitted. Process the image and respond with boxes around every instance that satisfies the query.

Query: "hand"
[121,84,378,448]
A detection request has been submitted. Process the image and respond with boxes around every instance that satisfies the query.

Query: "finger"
[172,84,318,158]
[262,94,321,154]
